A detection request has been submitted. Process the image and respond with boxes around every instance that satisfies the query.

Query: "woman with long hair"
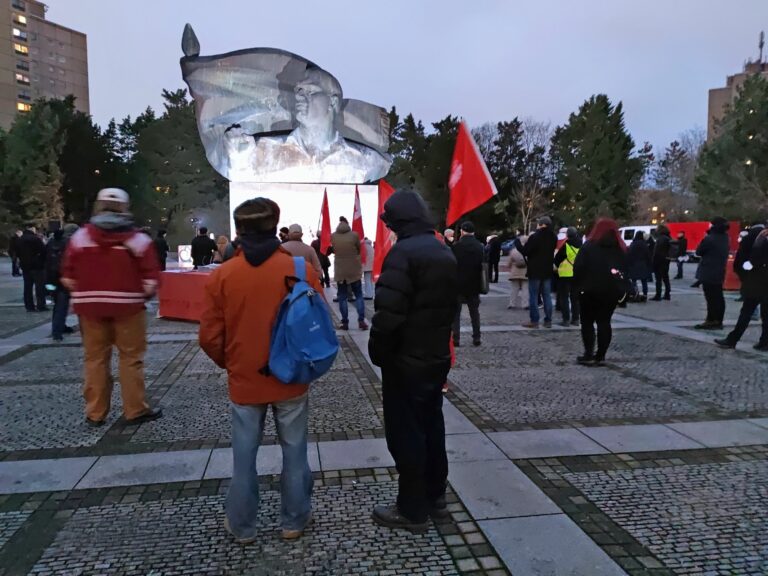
[573,218,627,366]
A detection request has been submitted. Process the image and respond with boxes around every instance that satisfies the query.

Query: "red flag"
[318,188,332,255]
[446,120,498,226]
[373,180,396,282]
[352,185,367,265]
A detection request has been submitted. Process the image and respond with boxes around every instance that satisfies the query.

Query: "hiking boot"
[753,342,768,351]
[223,517,258,545]
[543,320,552,329]
[714,338,735,349]
[85,418,105,427]
[338,322,349,331]
[358,320,369,331]
[521,322,539,329]
[372,505,428,534]
[125,408,163,425]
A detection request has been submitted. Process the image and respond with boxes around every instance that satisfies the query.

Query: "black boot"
[372,505,429,533]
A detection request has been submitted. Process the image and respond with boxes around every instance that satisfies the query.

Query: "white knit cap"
[96,188,130,204]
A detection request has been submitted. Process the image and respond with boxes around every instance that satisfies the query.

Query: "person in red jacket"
[61,188,162,427]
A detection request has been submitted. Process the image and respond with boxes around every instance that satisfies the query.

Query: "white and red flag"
[352,185,367,265]
[446,120,498,226]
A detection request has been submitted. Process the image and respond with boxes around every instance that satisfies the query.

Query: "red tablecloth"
[157,270,211,322]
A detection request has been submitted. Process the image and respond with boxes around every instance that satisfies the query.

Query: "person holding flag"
[331,215,368,331]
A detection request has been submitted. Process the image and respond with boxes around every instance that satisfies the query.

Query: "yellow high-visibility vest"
[558,243,579,278]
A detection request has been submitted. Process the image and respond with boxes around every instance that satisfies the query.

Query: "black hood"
[238,231,281,267]
[381,190,434,238]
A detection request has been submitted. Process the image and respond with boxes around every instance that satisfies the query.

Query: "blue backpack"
[267,257,339,384]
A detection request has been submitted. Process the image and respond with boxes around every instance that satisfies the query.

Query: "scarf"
[90,212,134,231]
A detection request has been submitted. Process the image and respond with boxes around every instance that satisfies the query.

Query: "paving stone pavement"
[0,510,30,549]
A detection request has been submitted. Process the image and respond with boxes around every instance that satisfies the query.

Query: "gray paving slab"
[0,457,97,494]
[204,444,320,479]
[480,515,628,576]
[445,433,506,462]
[748,417,768,429]
[448,460,560,520]
[443,399,479,434]
[579,424,704,453]
[76,450,211,489]
[489,428,609,459]
[318,438,395,470]
[666,419,768,447]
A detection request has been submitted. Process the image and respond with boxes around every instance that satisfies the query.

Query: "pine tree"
[695,74,768,220]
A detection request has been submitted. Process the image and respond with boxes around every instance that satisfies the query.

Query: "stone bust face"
[293,69,341,133]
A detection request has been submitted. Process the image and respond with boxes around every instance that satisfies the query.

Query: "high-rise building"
[0,0,88,128]
[708,34,768,142]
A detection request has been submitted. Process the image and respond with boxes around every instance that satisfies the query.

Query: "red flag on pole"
[373,180,396,282]
[352,185,367,265]
[318,188,332,255]
[446,120,498,226]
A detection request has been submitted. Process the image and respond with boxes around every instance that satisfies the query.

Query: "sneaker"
[577,354,594,365]
[282,514,312,541]
[753,342,768,351]
[358,320,369,331]
[223,517,258,545]
[472,339,481,347]
[338,322,349,331]
[85,417,105,427]
[714,338,735,349]
[125,408,163,425]
[543,320,552,329]
[694,323,722,331]
[372,505,428,534]
[521,322,539,329]
[593,356,606,366]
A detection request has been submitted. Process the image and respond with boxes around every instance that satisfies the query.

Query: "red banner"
[446,120,498,226]
[373,180,396,282]
[352,185,367,265]
[318,188,332,255]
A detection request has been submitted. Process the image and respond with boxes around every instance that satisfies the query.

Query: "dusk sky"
[49,0,768,151]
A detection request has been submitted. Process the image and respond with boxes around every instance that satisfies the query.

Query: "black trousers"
[22,269,46,311]
[726,296,768,345]
[321,266,331,288]
[488,260,500,283]
[579,292,617,359]
[702,282,725,325]
[382,364,449,522]
[654,262,670,298]
[452,294,481,343]
[11,257,20,276]
[558,278,580,323]
[675,260,684,279]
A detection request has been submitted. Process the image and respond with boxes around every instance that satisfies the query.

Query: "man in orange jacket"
[199,197,322,544]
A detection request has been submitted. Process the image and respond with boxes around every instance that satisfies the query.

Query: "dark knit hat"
[233,197,280,233]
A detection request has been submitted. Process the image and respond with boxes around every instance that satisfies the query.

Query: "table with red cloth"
[157,269,212,322]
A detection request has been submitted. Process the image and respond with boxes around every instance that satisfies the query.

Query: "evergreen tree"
[550,94,644,226]
[695,74,768,220]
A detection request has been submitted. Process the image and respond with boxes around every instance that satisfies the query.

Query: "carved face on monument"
[294,69,341,131]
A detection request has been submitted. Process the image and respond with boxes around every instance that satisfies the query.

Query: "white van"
[619,225,655,247]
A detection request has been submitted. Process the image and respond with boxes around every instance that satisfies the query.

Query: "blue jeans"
[227,394,313,539]
[337,280,365,324]
[51,289,70,339]
[528,278,552,324]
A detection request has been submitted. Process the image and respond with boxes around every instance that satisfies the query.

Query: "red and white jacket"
[61,225,160,319]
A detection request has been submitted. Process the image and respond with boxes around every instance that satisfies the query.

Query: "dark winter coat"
[8,234,20,259]
[17,230,45,271]
[626,237,652,281]
[488,236,502,264]
[734,226,763,281]
[743,232,768,299]
[44,235,67,287]
[452,234,485,297]
[191,234,217,267]
[155,237,169,268]
[573,235,627,298]
[696,226,730,285]
[369,190,458,371]
[517,226,557,280]
[652,231,672,268]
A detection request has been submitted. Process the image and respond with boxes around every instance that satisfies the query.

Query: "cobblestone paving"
[0,308,49,339]
[565,460,768,575]
[616,295,742,323]
[0,510,30,548]
[28,482,459,576]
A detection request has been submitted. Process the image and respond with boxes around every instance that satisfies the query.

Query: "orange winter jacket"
[199,247,323,405]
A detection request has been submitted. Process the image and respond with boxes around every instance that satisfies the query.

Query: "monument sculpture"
[180,25,392,184]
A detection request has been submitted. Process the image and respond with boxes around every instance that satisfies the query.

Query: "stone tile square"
[579,424,704,453]
[0,457,97,494]
[443,400,478,435]
[748,417,768,429]
[445,433,506,462]
[489,428,609,459]
[449,460,559,519]
[76,450,210,489]
[667,419,768,447]
[204,444,320,479]
[480,515,626,575]
[318,438,394,470]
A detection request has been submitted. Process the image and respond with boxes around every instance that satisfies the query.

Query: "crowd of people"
[7,183,768,545]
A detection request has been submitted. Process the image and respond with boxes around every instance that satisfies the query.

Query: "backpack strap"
[293,256,307,282]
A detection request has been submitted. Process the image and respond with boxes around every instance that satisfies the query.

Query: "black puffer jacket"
[626,234,652,280]
[453,234,485,297]
[369,190,458,371]
[518,226,557,280]
[653,228,672,268]
[573,234,627,297]
[17,229,45,271]
[696,220,730,285]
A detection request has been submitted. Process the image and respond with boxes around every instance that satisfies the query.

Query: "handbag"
[480,262,490,295]
[611,268,629,304]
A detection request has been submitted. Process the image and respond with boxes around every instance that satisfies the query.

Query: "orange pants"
[80,311,150,421]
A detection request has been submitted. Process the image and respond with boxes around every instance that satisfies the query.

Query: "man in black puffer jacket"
[694,217,730,330]
[369,189,458,534]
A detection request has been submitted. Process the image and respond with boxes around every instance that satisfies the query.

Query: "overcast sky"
[48,0,767,151]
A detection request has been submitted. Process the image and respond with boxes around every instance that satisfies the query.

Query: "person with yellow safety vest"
[554,227,582,327]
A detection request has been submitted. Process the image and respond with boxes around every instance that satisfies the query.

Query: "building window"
[15,73,30,85]
[18,90,30,100]
[13,14,27,26]
[12,1,26,12]
[17,102,31,112]
[16,60,29,71]
[12,28,27,40]
[13,43,28,55]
